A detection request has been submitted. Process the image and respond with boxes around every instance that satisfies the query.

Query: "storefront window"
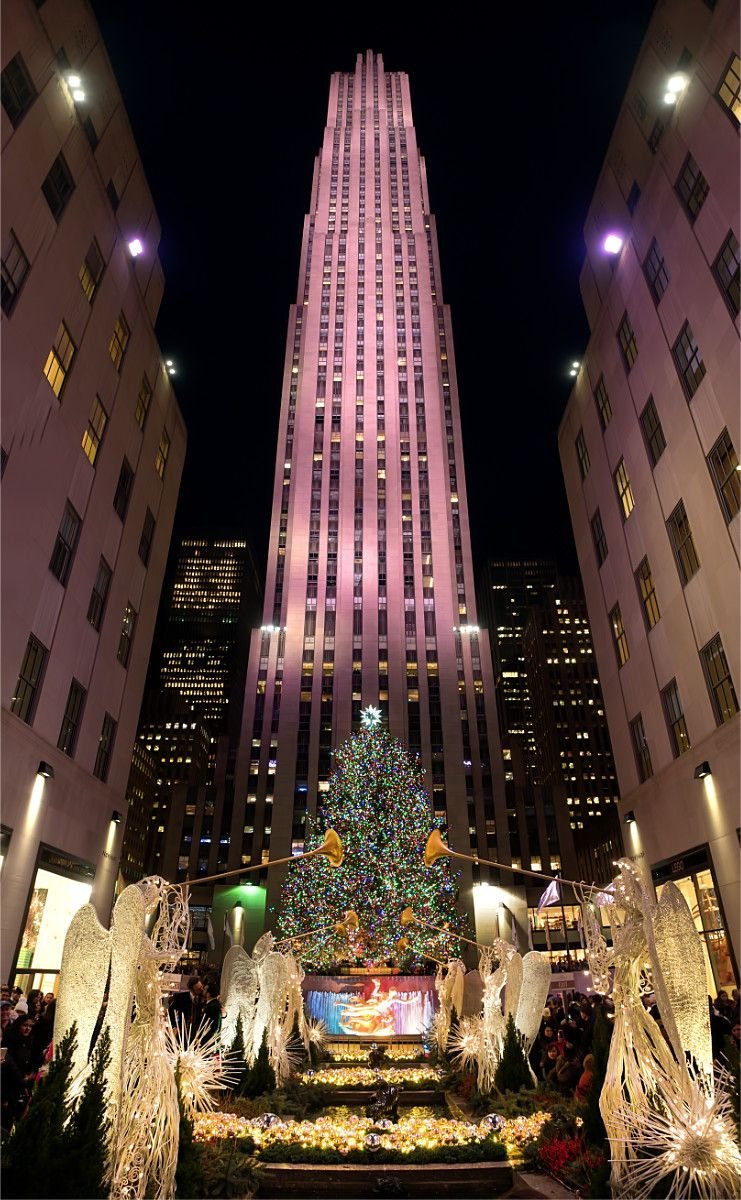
[14,849,94,995]
[656,867,737,993]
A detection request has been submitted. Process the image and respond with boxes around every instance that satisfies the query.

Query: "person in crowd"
[552,1042,583,1095]
[11,987,27,1015]
[2,1016,41,1126]
[575,1052,595,1102]
[1,985,10,1003]
[32,998,55,1065]
[542,1042,561,1085]
[42,991,55,1011]
[1,1000,13,1042]
[201,975,222,1044]
[709,995,732,1063]
[169,975,204,1038]
[25,989,44,1021]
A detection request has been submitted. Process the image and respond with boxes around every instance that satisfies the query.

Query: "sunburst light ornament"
[360,705,382,730]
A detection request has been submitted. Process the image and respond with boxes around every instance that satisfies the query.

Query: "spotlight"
[666,73,688,94]
[67,74,82,88]
[623,810,636,824]
[603,233,624,255]
[127,238,143,257]
[37,761,54,779]
[693,761,711,780]
[72,89,86,102]
[111,810,123,823]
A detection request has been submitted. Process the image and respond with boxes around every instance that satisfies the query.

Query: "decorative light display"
[277,724,465,965]
[222,935,307,1082]
[327,1043,417,1063]
[164,1020,239,1121]
[298,1065,442,1087]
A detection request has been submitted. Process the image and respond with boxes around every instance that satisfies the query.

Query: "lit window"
[643,238,670,303]
[672,321,706,399]
[613,458,635,520]
[41,152,75,221]
[661,678,690,757]
[617,312,638,370]
[609,603,629,667]
[639,396,666,467]
[676,154,708,222]
[43,321,76,398]
[713,230,740,317]
[81,395,108,465]
[109,313,130,370]
[1,52,36,127]
[635,557,660,629]
[701,633,739,725]
[155,429,170,479]
[79,239,105,302]
[629,713,653,782]
[667,499,700,585]
[1,229,30,315]
[49,501,81,585]
[716,52,741,125]
[707,428,740,523]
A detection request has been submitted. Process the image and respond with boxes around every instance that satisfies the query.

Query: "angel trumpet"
[186,827,343,887]
[424,829,450,867]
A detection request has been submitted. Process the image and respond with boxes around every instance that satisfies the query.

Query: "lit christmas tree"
[277,707,465,968]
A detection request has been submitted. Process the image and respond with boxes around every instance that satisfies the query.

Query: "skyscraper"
[228,51,505,940]
[559,0,739,986]
[1,0,186,986]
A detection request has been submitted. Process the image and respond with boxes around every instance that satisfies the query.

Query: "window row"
[628,633,738,782]
[10,635,118,781]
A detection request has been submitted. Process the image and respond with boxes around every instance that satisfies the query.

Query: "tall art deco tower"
[231,52,505,936]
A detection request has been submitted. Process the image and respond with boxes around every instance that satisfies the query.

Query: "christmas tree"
[277,708,464,967]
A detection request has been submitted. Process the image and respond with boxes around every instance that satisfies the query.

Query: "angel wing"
[54,904,111,1083]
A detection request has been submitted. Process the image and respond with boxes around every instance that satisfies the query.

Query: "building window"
[716,53,741,125]
[105,180,119,211]
[79,239,105,302]
[49,501,81,585]
[1,229,30,315]
[667,499,700,584]
[661,679,690,757]
[701,634,739,725]
[672,321,706,399]
[58,679,86,756]
[94,713,117,781]
[613,458,635,520]
[629,713,653,781]
[10,635,47,723]
[575,430,590,480]
[647,117,665,153]
[1,53,36,127]
[609,603,629,667]
[713,230,740,317]
[643,238,670,303]
[593,375,612,430]
[707,429,740,523]
[87,557,112,630]
[138,508,155,565]
[41,153,75,221]
[81,395,108,465]
[81,114,98,149]
[635,557,660,629]
[113,458,134,520]
[639,396,666,467]
[108,313,130,371]
[155,429,170,480]
[676,154,709,222]
[135,375,152,429]
[617,312,638,370]
[117,604,137,667]
[591,509,608,566]
[626,180,641,215]
[43,321,76,398]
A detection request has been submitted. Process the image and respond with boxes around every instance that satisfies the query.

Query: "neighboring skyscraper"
[224,51,506,943]
[121,535,261,937]
[559,0,739,988]
[0,0,186,986]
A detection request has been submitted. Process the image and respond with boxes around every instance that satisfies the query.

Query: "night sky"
[92,5,655,583]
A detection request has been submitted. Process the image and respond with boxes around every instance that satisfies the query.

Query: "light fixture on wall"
[623,810,636,824]
[37,761,54,779]
[693,761,711,779]
[111,810,123,823]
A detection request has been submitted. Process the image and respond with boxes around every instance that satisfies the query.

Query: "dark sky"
[92,6,655,582]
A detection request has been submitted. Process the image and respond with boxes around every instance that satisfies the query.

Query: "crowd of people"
[529,985,741,1103]
[1,985,56,1132]
[166,970,223,1043]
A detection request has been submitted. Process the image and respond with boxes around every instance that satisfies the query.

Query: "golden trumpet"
[424,829,450,867]
[400,907,415,926]
[317,827,343,867]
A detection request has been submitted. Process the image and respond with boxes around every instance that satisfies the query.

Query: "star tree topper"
[360,705,383,730]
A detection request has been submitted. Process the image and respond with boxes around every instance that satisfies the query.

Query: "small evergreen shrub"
[494,1014,532,1094]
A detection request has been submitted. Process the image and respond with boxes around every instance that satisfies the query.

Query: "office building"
[558,0,739,988]
[223,51,507,947]
[1,0,186,986]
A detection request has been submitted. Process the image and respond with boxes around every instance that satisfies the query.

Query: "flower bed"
[301,1065,443,1089]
